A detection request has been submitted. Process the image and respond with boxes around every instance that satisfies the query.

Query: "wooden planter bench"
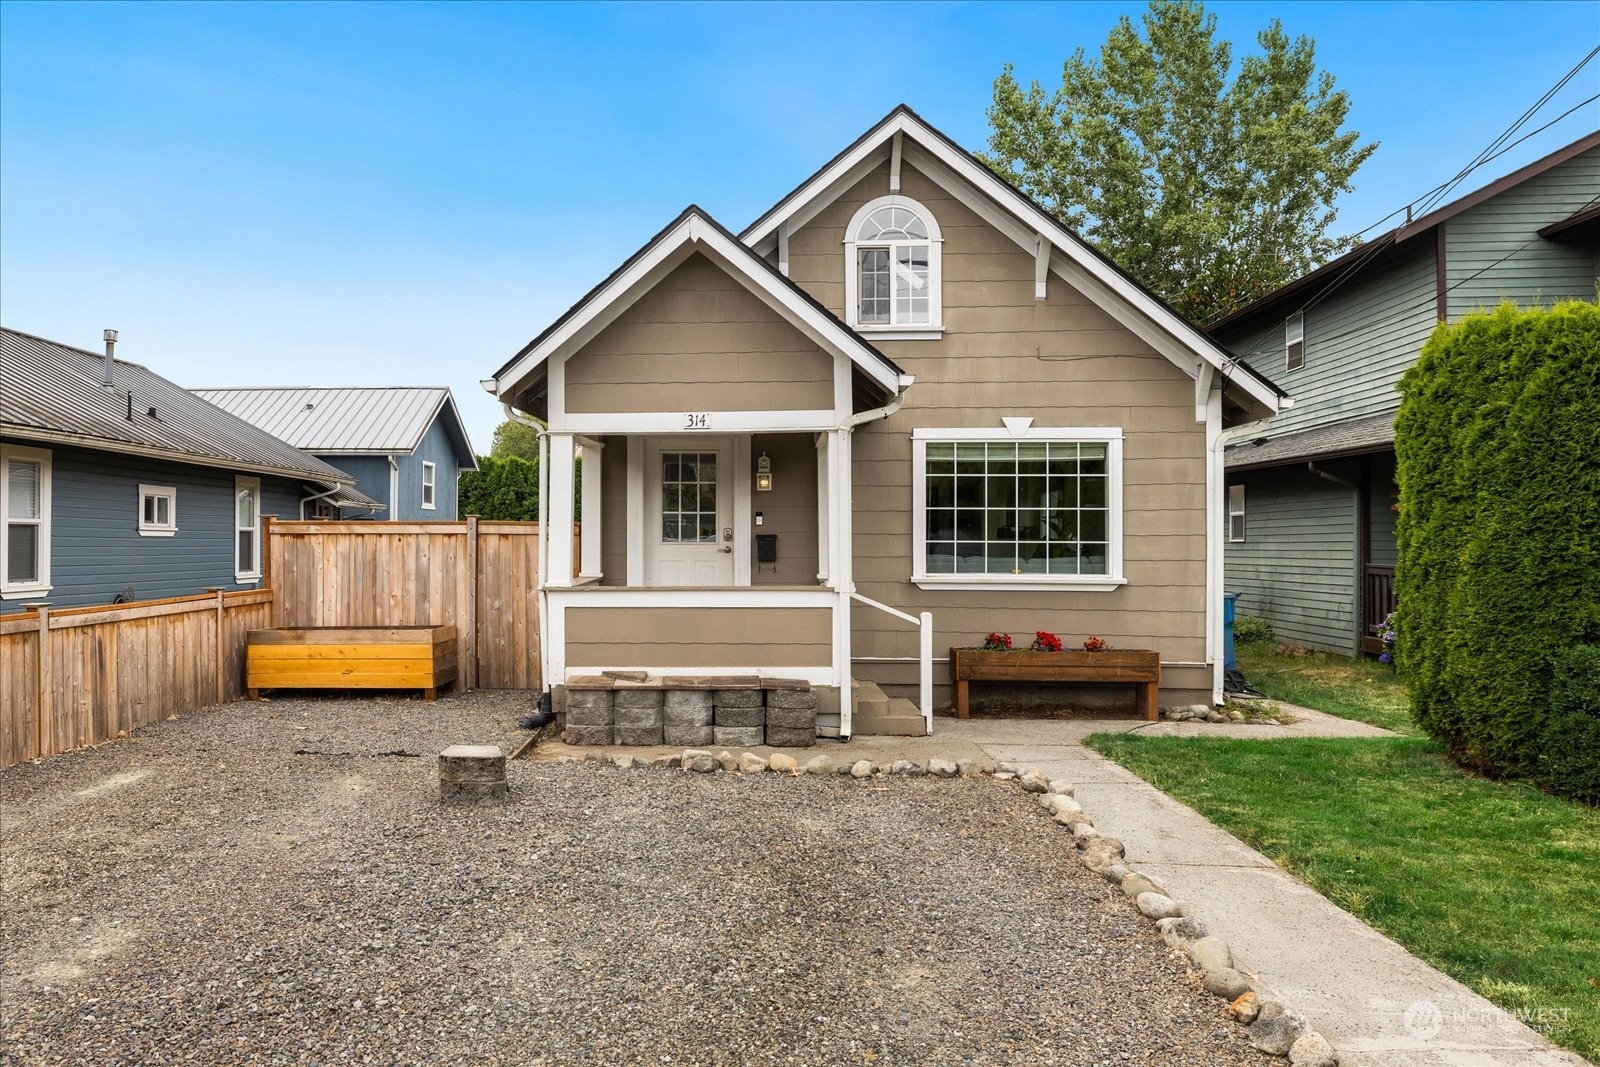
[949,647,1161,721]
[247,626,458,700]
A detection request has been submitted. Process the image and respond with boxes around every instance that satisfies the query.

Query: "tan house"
[481,106,1285,737]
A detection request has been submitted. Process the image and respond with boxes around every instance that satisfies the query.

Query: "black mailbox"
[755,534,778,563]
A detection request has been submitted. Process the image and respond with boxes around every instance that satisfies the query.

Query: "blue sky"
[3,0,1597,453]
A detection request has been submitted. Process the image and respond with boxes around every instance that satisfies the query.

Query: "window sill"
[1,585,52,601]
[235,574,261,586]
[913,575,1127,593]
[851,328,943,341]
[138,528,178,538]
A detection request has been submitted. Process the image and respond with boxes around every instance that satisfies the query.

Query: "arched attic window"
[844,195,942,334]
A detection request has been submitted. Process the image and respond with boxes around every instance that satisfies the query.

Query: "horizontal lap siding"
[600,436,628,584]
[564,606,831,668]
[750,433,818,584]
[788,160,1209,683]
[1224,464,1358,654]
[1447,147,1600,315]
[0,442,302,614]
[564,253,834,413]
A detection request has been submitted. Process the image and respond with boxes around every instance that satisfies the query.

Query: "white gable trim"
[742,110,1281,414]
[491,211,901,401]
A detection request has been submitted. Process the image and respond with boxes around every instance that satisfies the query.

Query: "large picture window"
[912,428,1124,591]
[844,195,942,335]
[1,444,51,598]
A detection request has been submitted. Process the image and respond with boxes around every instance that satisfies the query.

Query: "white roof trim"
[491,211,901,400]
[741,110,1280,414]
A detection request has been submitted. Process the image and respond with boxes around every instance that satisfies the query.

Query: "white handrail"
[849,591,935,734]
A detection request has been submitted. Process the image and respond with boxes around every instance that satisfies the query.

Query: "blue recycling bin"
[1223,592,1241,671]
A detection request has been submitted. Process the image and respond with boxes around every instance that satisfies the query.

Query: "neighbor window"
[1285,313,1305,371]
[138,484,177,536]
[421,461,437,510]
[235,476,261,581]
[844,195,942,333]
[912,428,1124,590]
[1228,484,1246,542]
[1,444,51,598]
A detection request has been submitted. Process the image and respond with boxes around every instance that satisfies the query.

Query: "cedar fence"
[0,518,558,770]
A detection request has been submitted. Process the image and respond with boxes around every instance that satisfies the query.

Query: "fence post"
[35,606,50,759]
[208,587,227,705]
[465,515,479,691]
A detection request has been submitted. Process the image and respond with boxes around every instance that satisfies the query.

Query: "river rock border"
[553,746,1341,1067]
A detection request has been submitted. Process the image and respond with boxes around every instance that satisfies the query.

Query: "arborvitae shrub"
[1395,300,1599,799]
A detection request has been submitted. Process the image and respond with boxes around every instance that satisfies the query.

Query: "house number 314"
[683,413,712,430]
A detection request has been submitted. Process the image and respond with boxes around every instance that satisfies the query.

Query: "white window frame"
[1228,483,1246,543]
[1285,312,1305,372]
[137,484,178,537]
[843,194,943,338]
[235,476,262,583]
[911,427,1125,592]
[1,443,52,599]
[421,461,437,510]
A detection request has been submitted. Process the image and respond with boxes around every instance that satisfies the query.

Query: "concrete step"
[850,681,927,737]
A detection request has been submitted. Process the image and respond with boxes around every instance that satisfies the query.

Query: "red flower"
[1082,635,1109,652]
[983,632,1013,651]
[1030,631,1062,652]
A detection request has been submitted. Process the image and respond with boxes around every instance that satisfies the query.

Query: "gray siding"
[1,440,305,614]
[1447,146,1600,314]
[393,418,462,519]
[1366,452,1399,568]
[1224,462,1359,655]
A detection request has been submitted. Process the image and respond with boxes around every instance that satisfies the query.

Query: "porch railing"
[849,591,933,734]
[1362,565,1397,655]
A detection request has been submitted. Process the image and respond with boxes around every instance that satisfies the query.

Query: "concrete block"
[663,725,714,747]
[439,745,507,806]
[764,688,818,710]
[614,725,664,746]
[713,726,764,748]
[714,704,764,728]
[563,725,614,746]
[664,689,714,711]
[664,702,714,728]
[613,688,665,711]
[763,726,816,748]
[712,688,763,710]
[614,702,664,728]
[764,706,817,730]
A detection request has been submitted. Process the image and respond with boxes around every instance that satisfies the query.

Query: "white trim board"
[740,108,1281,415]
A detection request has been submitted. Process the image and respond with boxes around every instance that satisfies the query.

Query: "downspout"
[387,456,400,521]
[502,402,551,702]
[299,482,347,520]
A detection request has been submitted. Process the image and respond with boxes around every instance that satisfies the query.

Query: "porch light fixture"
[756,453,774,492]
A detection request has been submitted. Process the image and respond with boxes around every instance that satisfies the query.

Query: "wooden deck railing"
[1362,565,1397,654]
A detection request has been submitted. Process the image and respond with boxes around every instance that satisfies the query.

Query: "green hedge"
[458,454,540,521]
[1395,300,1600,798]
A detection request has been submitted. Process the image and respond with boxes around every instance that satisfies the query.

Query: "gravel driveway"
[1,693,1264,1066]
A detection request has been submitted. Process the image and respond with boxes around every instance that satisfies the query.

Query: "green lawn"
[1237,642,1418,734]
[1084,734,1600,1060]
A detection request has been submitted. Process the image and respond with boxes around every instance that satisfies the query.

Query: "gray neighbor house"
[193,388,477,520]
[1210,131,1599,655]
[0,328,384,615]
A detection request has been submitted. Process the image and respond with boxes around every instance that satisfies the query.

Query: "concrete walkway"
[929,715,1588,1067]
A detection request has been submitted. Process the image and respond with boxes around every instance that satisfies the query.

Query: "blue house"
[193,388,477,520]
[1208,131,1599,655]
[1,327,384,615]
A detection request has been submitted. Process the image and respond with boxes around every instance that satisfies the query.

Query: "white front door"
[646,438,734,586]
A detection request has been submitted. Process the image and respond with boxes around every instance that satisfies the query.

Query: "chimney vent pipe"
[102,329,118,389]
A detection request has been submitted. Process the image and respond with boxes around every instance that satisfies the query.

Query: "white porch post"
[833,426,854,737]
[547,432,576,588]
[815,433,830,584]
[577,437,604,580]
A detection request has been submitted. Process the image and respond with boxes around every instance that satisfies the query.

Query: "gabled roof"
[1209,129,1600,331]
[740,104,1285,416]
[489,205,906,403]
[1,328,381,509]
[192,387,477,470]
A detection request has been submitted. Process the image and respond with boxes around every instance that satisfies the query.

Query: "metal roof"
[1,327,382,508]
[1224,412,1394,471]
[193,386,476,466]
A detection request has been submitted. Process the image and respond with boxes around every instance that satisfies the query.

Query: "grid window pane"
[661,452,717,544]
[923,438,1111,577]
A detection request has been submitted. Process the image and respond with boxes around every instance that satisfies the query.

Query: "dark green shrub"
[458,454,540,521]
[1233,613,1274,646]
[1537,645,1600,804]
[1395,300,1600,795]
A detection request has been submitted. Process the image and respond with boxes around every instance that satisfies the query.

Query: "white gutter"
[843,373,913,431]
[502,402,552,696]
[299,482,345,520]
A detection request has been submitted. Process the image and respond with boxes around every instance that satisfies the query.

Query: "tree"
[457,455,539,521]
[984,1,1375,324]
[491,419,540,463]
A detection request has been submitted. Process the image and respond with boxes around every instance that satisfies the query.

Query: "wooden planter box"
[247,626,458,700]
[948,647,1161,721]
